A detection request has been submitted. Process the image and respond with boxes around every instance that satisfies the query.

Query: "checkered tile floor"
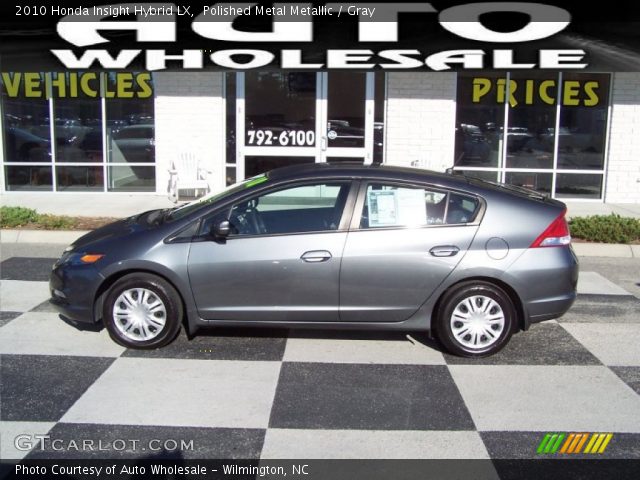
[1,257,639,460]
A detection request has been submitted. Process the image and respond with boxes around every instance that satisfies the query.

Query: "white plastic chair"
[168,153,211,202]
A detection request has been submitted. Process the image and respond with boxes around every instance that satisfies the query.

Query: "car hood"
[70,211,160,251]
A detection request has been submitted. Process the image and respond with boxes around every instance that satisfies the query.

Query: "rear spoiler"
[445,167,549,202]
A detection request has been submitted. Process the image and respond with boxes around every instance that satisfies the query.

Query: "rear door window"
[360,183,480,229]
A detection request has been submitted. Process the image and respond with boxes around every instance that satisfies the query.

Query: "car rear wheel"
[435,281,515,357]
[103,273,182,349]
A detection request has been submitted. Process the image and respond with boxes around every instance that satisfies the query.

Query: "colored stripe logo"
[537,433,613,454]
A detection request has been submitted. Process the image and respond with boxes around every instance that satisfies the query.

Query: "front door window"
[222,182,351,237]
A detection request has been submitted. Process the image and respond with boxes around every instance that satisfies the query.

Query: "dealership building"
[1,71,639,204]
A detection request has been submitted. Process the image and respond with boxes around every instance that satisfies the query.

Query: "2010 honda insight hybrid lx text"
[50,164,578,357]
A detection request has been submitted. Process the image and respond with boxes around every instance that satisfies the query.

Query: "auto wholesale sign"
[1,1,640,71]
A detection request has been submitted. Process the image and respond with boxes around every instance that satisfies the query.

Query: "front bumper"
[49,259,104,324]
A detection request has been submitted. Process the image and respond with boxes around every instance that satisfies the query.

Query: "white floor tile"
[449,365,640,432]
[283,336,445,365]
[0,280,50,312]
[562,323,640,366]
[578,272,631,296]
[61,358,281,428]
[0,421,56,460]
[0,312,125,357]
[261,429,490,459]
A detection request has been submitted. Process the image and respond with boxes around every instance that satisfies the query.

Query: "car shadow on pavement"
[59,314,104,333]
[58,311,446,355]
[193,325,444,351]
[287,328,443,350]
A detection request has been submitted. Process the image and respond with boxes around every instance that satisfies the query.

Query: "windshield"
[167,173,269,221]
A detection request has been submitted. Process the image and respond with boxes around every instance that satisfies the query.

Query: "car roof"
[268,162,457,184]
[266,162,558,205]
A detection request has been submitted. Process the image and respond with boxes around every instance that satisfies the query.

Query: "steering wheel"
[245,208,266,235]
[230,199,266,235]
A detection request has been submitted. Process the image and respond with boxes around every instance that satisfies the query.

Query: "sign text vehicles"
[472,77,603,107]
[1,73,152,98]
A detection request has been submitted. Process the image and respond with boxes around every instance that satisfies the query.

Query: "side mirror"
[213,220,231,238]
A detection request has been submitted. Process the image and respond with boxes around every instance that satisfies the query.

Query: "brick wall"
[385,73,457,172]
[154,72,226,196]
[606,73,640,203]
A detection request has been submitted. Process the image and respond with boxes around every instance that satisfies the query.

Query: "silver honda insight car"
[50,164,578,357]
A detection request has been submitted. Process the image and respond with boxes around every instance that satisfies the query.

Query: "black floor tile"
[0,355,114,422]
[444,323,601,366]
[561,295,640,323]
[0,258,57,281]
[481,431,640,459]
[123,328,287,361]
[0,311,21,327]
[269,363,475,430]
[610,367,640,395]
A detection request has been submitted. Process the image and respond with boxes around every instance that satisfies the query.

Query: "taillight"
[530,209,571,248]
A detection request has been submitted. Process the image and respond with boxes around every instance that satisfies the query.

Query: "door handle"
[301,250,332,263]
[429,246,460,257]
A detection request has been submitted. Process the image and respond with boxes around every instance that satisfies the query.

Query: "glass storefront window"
[225,73,238,186]
[5,165,52,191]
[506,73,557,170]
[454,73,506,168]
[555,173,603,199]
[226,73,236,165]
[56,166,103,192]
[456,170,499,182]
[373,73,385,164]
[236,72,385,181]
[245,72,316,148]
[1,72,52,190]
[505,172,553,196]
[107,165,155,192]
[226,166,236,187]
[105,73,155,192]
[53,73,102,166]
[557,73,610,171]
[454,72,610,200]
[1,72,156,193]
[244,156,314,179]
[327,72,366,149]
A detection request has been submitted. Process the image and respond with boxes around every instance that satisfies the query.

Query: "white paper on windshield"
[367,188,426,227]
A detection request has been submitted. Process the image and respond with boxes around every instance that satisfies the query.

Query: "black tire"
[435,281,516,358]
[103,273,183,349]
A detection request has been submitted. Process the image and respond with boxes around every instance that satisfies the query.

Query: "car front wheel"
[435,281,516,357]
[103,273,182,349]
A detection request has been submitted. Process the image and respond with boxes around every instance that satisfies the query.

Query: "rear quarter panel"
[408,185,571,329]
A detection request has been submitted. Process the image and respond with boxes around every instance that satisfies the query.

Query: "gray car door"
[340,182,482,322]
[187,181,353,322]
